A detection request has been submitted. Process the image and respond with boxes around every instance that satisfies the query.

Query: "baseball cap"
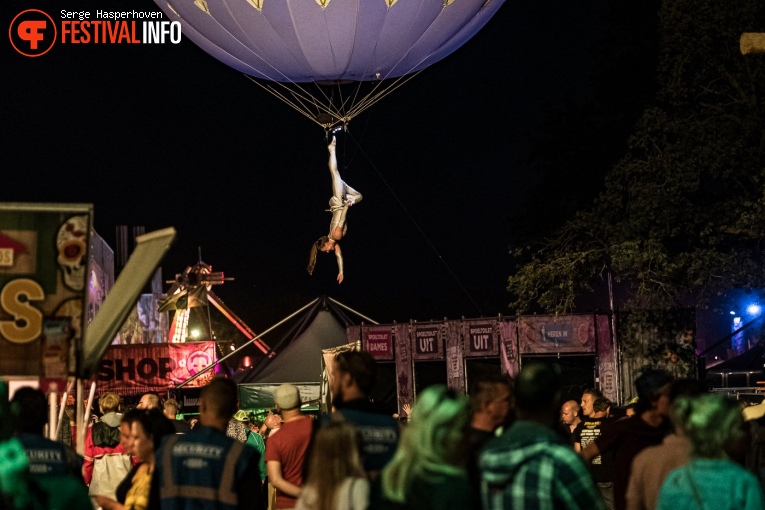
[233,410,248,422]
[273,384,301,410]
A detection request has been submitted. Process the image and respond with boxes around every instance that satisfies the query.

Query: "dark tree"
[508,0,765,314]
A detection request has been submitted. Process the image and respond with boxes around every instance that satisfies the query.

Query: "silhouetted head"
[137,392,162,410]
[11,387,48,435]
[515,361,562,424]
[200,377,238,423]
[672,393,744,459]
[634,369,673,415]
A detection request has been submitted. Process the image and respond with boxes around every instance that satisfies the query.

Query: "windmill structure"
[158,256,271,358]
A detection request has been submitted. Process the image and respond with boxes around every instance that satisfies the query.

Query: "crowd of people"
[2,353,765,510]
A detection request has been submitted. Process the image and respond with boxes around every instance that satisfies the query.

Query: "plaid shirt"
[480,421,606,510]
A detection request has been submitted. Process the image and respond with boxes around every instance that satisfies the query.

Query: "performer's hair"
[307,236,330,275]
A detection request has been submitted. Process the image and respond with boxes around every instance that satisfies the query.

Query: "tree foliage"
[508,0,765,315]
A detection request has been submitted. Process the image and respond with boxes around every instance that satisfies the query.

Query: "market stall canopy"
[237,305,351,384]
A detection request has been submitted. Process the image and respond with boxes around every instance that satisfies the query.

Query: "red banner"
[413,324,443,360]
[95,341,217,394]
[463,320,499,357]
[364,327,394,360]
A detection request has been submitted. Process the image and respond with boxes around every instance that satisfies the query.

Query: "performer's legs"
[344,184,363,205]
[328,136,362,206]
[328,137,344,201]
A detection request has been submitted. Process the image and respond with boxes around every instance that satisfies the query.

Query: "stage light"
[747,304,761,315]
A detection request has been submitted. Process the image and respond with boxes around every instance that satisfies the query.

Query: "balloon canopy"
[156,0,506,127]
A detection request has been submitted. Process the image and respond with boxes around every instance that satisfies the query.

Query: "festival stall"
[94,341,218,401]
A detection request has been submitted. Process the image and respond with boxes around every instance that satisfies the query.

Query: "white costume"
[327,137,363,239]
[325,137,362,277]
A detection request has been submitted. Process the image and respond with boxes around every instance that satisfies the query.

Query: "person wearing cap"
[240,412,267,485]
[624,379,707,510]
[265,384,314,510]
[148,377,264,510]
[227,409,249,443]
[582,369,674,510]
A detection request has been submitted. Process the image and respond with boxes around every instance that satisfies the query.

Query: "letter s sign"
[0,279,44,344]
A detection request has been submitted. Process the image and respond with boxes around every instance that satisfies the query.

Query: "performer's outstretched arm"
[334,244,344,284]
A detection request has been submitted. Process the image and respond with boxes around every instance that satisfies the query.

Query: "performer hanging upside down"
[307,136,362,284]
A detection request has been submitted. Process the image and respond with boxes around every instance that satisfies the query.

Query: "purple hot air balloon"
[156,0,505,128]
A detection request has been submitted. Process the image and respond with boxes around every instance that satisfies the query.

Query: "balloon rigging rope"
[347,132,484,316]
[244,71,425,128]
[244,76,329,126]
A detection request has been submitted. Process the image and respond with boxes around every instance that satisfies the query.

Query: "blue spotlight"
[747,304,761,315]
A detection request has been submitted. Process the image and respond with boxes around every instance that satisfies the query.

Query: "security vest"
[156,426,253,510]
[16,433,76,477]
[325,404,400,474]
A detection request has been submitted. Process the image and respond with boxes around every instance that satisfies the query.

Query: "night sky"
[4,0,604,332]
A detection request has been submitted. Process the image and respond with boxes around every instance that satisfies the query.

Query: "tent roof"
[234,297,366,384]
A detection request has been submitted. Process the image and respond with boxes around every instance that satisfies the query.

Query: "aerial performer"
[307,136,362,284]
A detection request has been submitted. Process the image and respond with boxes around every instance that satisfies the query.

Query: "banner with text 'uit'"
[463,320,498,357]
[413,324,443,360]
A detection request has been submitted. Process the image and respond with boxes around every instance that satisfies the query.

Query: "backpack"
[92,421,120,447]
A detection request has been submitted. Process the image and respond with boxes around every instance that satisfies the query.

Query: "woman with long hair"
[295,421,368,510]
[96,409,175,510]
[370,385,471,510]
[306,135,362,284]
[656,393,764,510]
